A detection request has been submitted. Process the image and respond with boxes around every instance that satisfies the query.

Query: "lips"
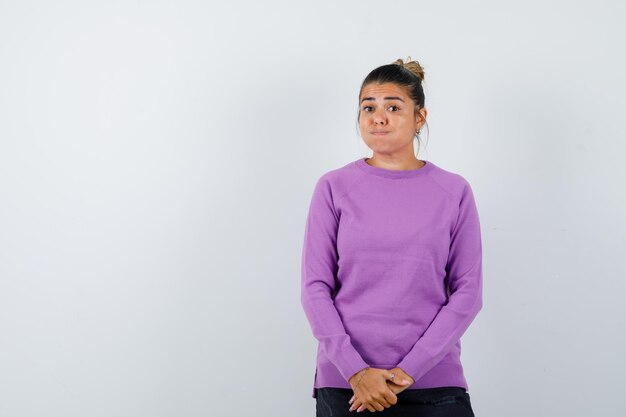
[371,131,390,135]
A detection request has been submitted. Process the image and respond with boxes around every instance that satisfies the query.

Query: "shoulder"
[426,161,475,200]
[311,158,366,202]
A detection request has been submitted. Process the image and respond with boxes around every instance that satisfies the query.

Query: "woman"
[301,57,482,416]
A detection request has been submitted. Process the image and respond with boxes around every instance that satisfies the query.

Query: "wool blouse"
[301,157,483,398]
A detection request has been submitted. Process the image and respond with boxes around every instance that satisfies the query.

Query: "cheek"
[398,116,414,128]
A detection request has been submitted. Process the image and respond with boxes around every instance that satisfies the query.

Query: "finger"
[358,400,379,413]
[367,399,386,411]
[367,402,379,412]
[386,370,409,385]
[388,378,411,386]
[372,394,391,409]
[372,387,392,406]
[349,399,360,412]
[385,383,400,395]
[383,391,398,406]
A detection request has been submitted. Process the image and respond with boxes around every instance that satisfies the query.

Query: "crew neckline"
[355,157,433,179]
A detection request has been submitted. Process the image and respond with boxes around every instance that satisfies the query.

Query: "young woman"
[301,58,482,416]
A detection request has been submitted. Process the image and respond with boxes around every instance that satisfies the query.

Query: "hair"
[356,56,429,158]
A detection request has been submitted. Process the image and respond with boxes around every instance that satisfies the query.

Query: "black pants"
[316,386,475,417]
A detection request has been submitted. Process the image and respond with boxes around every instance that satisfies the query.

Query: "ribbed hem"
[312,356,468,398]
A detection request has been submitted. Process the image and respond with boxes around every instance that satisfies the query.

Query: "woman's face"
[358,82,427,157]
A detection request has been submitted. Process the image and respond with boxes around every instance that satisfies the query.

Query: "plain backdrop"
[1,1,625,416]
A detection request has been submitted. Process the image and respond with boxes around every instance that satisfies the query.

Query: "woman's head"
[357,57,428,158]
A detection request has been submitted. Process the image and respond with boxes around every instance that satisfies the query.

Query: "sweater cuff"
[395,344,435,383]
[333,346,370,383]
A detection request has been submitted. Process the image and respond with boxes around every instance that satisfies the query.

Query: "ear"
[415,107,428,129]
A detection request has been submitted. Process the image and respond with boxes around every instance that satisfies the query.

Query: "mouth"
[371,131,390,136]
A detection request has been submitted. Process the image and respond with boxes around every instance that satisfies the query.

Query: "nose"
[372,108,387,125]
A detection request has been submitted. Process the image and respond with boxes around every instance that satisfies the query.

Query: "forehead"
[360,82,409,99]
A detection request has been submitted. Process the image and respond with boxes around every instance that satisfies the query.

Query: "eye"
[388,105,400,112]
[362,105,373,112]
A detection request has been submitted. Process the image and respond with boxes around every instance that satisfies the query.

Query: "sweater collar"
[355,157,433,179]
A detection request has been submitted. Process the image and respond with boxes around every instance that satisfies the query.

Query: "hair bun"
[393,56,425,81]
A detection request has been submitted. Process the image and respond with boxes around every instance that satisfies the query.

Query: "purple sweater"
[301,157,483,399]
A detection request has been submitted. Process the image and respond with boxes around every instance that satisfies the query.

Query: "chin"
[367,141,398,152]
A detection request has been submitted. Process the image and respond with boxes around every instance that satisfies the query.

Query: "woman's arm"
[396,179,484,382]
[300,175,369,383]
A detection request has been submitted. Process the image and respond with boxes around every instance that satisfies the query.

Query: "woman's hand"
[347,367,398,412]
[349,367,414,413]
[385,367,415,395]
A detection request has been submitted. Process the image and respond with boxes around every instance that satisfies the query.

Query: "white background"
[1,1,624,416]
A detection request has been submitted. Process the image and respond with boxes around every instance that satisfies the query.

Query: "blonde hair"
[392,56,425,82]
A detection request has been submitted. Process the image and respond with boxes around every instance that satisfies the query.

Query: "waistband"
[316,386,468,402]
[398,386,468,400]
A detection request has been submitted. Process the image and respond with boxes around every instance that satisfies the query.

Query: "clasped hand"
[348,367,415,413]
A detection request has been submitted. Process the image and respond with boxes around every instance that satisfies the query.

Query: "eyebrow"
[360,96,405,103]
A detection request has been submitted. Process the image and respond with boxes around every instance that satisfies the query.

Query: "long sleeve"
[300,176,370,383]
[396,180,483,382]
